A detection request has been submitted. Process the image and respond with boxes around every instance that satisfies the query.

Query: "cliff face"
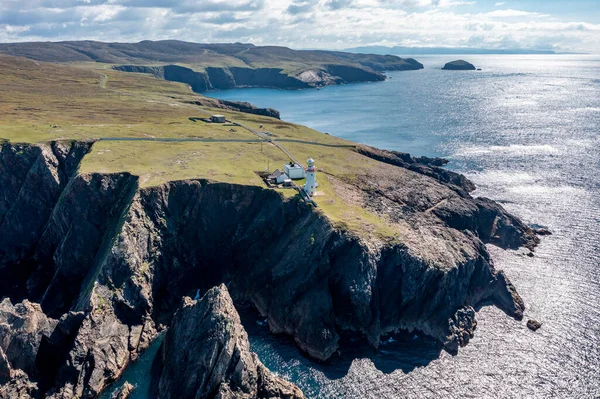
[113,63,401,92]
[0,140,535,398]
[155,285,305,399]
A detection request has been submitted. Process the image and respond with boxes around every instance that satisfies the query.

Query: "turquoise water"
[206,55,600,398]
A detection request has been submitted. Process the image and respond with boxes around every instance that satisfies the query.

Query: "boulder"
[527,319,542,331]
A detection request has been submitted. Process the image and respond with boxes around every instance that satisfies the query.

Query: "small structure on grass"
[210,114,226,123]
[267,169,289,185]
[284,162,305,179]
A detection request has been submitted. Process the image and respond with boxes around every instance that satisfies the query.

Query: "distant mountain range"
[344,46,585,55]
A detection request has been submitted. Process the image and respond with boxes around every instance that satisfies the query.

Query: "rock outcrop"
[0,140,539,397]
[185,98,281,120]
[442,60,476,70]
[110,382,134,399]
[0,299,58,398]
[113,64,391,92]
[155,285,304,399]
[527,319,542,331]
[112,59,423,93]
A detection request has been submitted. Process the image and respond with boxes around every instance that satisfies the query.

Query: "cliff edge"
[0,140,538,398]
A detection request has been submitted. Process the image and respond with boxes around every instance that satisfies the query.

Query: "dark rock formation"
[0,140,540,397]
[355,144,475,192]
[533,227,552,236]
[155,285,304,399]
[110,382,134,399]
[445,307,477,353]
[185,98,281,120]
[0,299,57,378]
[114,64,392,92]
[0,140,93,302]
[527,319,542,331]
[0,299,58,398]
[442,60,476,70]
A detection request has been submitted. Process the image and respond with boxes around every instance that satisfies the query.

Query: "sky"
[0,0,599,53]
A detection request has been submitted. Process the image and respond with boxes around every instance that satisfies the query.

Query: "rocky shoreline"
[0,139,538,398]
[112,61,424,93]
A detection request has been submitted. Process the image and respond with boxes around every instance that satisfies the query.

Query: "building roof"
[268,169,283,179]
[285,163,303,169]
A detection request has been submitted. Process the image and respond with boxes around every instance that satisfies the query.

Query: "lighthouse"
[304,158,317,196]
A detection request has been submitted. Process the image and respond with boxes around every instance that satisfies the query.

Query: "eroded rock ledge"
[0,140,537,398]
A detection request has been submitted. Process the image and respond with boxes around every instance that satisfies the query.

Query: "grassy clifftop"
[0,54,404,241]
[0,51,537,276]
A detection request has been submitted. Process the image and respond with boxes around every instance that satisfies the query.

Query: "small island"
[442,60,476,70]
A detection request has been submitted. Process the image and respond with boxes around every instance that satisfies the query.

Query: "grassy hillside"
[0,54,406,240]
[0,40,423,78]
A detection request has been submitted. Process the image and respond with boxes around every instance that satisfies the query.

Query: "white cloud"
[482,9,547,18]
[0,0,598,53]
[494,2,504,5]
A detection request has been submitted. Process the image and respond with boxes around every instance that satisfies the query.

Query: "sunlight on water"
[110,55,599,398]
[207,55,600,398]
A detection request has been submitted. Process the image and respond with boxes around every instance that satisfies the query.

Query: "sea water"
[107,55,599,398]
[205,55,600,398]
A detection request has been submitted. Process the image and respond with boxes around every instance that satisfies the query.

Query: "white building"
[267,169,289,185]
[304,158,317,196]
[210,115,226,123]
[284,162,305,179]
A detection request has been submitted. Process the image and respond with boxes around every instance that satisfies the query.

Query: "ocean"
[205,55,600,398]
[105,55,600,398]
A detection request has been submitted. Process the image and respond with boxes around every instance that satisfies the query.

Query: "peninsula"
[0,40,424,91]
[0,44,539,399]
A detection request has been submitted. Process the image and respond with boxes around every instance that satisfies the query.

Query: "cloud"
[482,9,547,18]
[494,2,504,5]
[0,0,598,53]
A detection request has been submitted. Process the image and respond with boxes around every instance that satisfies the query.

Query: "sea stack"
[442,60,476,70]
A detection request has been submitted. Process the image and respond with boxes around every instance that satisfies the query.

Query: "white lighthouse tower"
[304,158,317,197]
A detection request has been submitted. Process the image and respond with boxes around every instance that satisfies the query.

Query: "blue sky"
[0,0,598,52]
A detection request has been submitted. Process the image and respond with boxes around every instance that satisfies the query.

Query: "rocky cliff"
[0,140,537,398]
[155,285,304,399]
[113,63,403,92]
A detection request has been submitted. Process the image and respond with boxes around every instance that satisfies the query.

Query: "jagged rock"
[156,285,305,399]
[0,369,37,399]
[533,227,552,236]
[474,197,539,250]
[0,140,93,301]
[0,347,11,384]
[355,144,476,192]
[110,382,135,399]
[445,306,477,353]
[527,319,542,331]
[0,141,539,395]
[0,299,57,377]
[186,98,280,120]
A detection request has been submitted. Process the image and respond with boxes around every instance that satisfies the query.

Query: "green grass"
[0,53,405,241]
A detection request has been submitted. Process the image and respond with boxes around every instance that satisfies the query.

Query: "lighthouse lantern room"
[304,158,317,197]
